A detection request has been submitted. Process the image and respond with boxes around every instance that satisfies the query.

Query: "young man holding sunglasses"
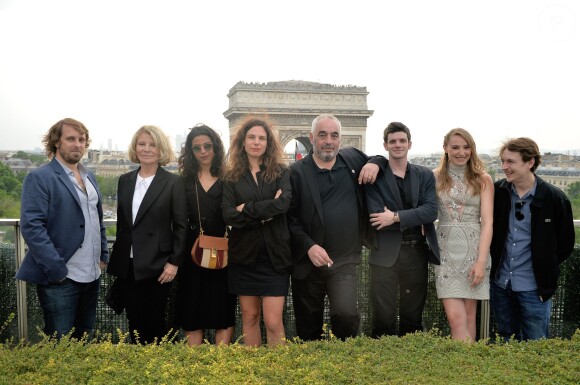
[490,137,575,341]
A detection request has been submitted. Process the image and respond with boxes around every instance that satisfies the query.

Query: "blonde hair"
[435,128,486,195]
[128,125,174,166]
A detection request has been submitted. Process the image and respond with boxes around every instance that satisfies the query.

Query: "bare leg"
[262,296,286,346]
[214,326,234,345]
[184,329,204,346]
[239,295,262,346]
[465,299,478,342]
[442,298,471,342]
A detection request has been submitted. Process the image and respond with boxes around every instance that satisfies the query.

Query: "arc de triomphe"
[223,81,373,157]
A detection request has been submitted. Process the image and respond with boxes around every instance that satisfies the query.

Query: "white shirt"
[132,174,154,224]
[130,174,155,259]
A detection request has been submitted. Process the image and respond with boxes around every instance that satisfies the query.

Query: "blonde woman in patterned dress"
[433,128,494,342]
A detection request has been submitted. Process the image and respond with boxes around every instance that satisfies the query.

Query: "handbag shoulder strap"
[194,180,205,236]
[195,178,229,239]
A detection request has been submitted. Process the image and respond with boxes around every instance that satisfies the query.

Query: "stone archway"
[283,134,311,162]
[223,80,373,163]
[294,136,311,152]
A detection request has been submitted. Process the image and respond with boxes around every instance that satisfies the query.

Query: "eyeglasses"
[515,200,526,221]
[192,143,213,153]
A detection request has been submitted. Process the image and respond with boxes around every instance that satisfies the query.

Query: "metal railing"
[2,219,579,342]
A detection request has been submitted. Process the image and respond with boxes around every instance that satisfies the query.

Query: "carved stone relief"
[224,81,374,154]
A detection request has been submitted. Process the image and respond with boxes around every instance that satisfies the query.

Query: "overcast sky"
[1,0,579,157]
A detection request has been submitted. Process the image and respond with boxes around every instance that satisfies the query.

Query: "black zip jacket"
[490,176,575,301]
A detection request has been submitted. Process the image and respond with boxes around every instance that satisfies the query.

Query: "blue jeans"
[36,278,100,339]
[490,280,551,341]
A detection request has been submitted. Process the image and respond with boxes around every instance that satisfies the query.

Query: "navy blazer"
[365,158,440,267]
[16,158,109,285]
[107,167,188,281]
[288,148,374,280]
[222,166,292,273]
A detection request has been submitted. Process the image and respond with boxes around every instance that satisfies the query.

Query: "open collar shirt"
[496,180,537,291]
[56,159,102,282]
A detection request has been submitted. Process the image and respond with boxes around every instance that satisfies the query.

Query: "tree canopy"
[13,150,48,166]
[0,162,21,217]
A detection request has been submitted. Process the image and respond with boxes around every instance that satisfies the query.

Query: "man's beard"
[315,147,338,162]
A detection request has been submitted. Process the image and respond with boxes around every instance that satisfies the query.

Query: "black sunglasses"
[515,200,526,221]
[192,143,213,153]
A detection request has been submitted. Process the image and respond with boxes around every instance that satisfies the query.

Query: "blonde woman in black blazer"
[222,117,291,347]
[108,125,187,344]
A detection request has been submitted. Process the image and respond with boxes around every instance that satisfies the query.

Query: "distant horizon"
[2,146,579,159]
[410,148,580,158]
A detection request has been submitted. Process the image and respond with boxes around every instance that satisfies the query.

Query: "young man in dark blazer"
[288,114,379,341]
[364,122,439,337]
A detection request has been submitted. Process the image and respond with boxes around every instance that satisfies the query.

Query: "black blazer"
[365,159,440,267]
[108,167,188,281]
[222,166,292,273]
[288,148,374,280]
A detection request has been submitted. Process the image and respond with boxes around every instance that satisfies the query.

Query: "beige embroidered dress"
[434,164,490,299]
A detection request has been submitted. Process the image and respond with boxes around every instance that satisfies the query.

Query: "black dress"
[175,178,237,331]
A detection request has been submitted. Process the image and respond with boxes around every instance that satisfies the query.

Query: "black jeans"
[371,243,429,337]
[292,263,360,341]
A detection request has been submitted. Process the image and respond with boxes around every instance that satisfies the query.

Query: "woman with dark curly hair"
[175,124,236,346]
[222,116,292,346]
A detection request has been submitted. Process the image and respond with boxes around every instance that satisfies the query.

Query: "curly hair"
[128,125,174,166]
[223,116,286,183]
[178,124,225,179]
[436,128,486,195]
[42,118,91,158]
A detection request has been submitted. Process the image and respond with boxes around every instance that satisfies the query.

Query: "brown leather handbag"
[190,181,229,269]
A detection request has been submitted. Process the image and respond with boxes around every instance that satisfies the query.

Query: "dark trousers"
[371,243,429,337]
[292,263,360,341]
[119,263,171,344]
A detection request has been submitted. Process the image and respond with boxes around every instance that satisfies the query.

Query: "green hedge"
[1,241,579,343]
[1,330,579,385]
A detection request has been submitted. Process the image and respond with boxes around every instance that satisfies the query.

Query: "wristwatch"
[393,212,399,222]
